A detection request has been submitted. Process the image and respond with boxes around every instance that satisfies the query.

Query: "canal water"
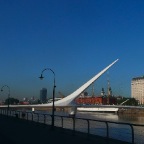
[38,110,144,125]
[18,110,144,143]
[76,112,144,124]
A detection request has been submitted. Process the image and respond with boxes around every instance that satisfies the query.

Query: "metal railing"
[0,109,144,144]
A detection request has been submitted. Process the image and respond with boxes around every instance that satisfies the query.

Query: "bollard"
[32,107,35,113]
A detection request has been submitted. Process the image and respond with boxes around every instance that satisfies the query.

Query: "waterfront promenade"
[0,115,130,144]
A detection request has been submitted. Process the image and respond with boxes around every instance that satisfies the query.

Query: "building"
[40,88,47,103]
[75,83,117,105]
[75,96,103,105]
[75,88,116,105]
[131,76,144,105]
[75,96,117,105]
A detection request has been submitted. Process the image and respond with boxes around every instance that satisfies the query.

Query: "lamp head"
[39,74,44,80]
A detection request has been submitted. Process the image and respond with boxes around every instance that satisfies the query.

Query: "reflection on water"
[34,110,144,124]
[76,112,144,124]
[118,114,144,124]
[77,112,118,121]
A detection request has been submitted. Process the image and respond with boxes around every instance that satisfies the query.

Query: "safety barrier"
[0,109,144,144]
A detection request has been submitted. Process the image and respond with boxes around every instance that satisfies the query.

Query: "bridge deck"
[0,115,130,144]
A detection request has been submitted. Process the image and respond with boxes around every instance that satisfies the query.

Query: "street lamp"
[39,68,56,129]
[1,85,10,112]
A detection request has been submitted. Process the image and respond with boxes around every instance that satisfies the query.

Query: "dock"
[0,115,130,144]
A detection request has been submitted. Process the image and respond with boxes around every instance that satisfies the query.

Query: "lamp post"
[39,68,56,129]
[1,85,10,112]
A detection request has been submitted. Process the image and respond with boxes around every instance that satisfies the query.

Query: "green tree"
[117,97,138,106]
[4,98,19,105]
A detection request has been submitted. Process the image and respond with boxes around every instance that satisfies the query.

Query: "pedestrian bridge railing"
[0,109,144,144]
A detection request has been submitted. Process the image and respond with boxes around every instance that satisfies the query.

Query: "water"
[76,112,144,124]
[11,110,144,143]
[35,110,144,124]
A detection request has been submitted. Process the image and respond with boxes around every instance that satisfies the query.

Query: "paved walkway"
[0,115,131,144]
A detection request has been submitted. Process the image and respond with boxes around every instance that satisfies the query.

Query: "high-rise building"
[131,76,144,105]
[40,88,47,103]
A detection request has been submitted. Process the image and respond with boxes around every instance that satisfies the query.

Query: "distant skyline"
[1,0,144,100]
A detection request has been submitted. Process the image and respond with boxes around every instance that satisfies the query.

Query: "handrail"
[0,109,144,144]
[106,122,109,139]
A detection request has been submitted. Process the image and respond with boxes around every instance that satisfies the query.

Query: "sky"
[0,0,144,100]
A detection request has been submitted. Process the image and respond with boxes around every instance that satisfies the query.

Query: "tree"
[4,98,19,105]
[117,97,138,106]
